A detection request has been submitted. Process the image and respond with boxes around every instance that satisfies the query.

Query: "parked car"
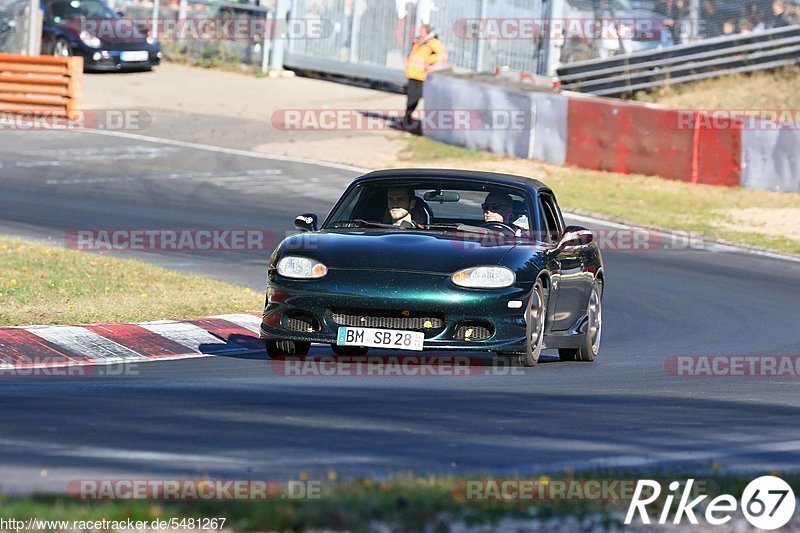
[261,169,605,367]
[2,0,162,71]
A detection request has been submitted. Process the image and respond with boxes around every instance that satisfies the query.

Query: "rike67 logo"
[626,476,796,529]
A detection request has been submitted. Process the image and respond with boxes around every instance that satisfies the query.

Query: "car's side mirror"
[556,225,593,250]
[116,9,125,16]
[294,213,318,232]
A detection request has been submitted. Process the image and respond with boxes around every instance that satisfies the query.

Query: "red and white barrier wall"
[424,73,799,193]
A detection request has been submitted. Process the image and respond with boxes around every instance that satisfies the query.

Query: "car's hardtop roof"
[353,168,551,196]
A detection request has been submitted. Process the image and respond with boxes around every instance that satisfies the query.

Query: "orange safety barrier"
[0,53,83,120]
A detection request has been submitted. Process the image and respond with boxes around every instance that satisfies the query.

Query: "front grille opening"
[283,312,320,333]
[454,322,493,341]
[330,308,444,332]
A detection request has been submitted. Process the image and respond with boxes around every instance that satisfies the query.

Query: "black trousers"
[405,79,424,121]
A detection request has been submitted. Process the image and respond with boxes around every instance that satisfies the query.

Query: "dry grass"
[632,66,800,110]
[0,236,263,326]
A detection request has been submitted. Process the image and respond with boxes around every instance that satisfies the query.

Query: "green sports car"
[260,169,604,366]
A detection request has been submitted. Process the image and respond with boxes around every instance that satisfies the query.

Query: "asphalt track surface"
[1,128,800,494]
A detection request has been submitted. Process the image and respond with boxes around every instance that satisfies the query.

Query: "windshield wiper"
[330,219,398,229]
[423,223,499,236]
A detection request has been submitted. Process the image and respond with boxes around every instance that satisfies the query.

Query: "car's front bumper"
[260,270,533,352]
[77,48,162,71]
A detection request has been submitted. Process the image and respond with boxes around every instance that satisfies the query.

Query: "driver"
[482,191,529,236]
[384,186,423,226]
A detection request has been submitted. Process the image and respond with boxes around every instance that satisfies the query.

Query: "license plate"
[336,327,424,351]
[120,51,149,62]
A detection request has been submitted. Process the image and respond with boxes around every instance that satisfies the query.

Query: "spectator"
[722,18,737,35]
[739,18,754,34]
[403,23,447,126]
[701,0,724,38]
[656,0,689,44]
[764,0,790,28]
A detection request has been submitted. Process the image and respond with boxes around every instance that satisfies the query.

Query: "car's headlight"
[452,266,515,289]
[146,35,156,45]
[79,31,101,48]
[277,256,328,279]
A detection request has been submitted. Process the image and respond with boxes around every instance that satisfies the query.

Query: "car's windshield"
[48,0,114,22]
[324,179,533,237]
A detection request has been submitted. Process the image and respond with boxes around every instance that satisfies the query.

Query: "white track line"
[76,128,367,173]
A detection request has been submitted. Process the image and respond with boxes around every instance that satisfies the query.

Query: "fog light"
[92,52,101,61]
[157,51,163,59]
[507,300,523,309]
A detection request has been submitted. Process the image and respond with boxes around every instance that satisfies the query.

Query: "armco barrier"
[741,128,800,193]
[424,74,534,160]
[424,73,568,165]
[0,53,83,119]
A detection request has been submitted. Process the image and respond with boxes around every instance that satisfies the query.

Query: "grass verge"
[2,473,797,531]
[0,236,263,326]
[631,66,800,110]
[397,137,800,255]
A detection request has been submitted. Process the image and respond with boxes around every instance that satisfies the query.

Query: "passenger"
[481,191,514,224]
[482,191,529,237]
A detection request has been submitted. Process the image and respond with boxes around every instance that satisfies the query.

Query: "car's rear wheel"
[331,344,369,356]
[559,280,602,362]
[500,278,545,367]
[53,38,71,57]
[264,339,310,358]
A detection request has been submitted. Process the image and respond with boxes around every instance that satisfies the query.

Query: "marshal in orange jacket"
[404,33,448,81]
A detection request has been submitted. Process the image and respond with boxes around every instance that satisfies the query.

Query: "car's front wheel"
[499,278,546,367]
[559,280,602,362]
[265,339,310,358]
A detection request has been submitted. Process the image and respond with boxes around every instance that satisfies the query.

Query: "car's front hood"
[277,230,521,274]
[64,18,150,43]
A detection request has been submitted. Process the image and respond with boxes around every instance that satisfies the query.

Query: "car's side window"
[537,197,553,243]
[540,194,563,242]
[548,195,566,234]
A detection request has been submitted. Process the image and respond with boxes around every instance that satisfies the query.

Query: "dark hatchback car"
[261,169,605,367]
[2,0,162,71]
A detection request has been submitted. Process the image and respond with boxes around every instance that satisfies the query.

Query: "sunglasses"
[481,202,508,212]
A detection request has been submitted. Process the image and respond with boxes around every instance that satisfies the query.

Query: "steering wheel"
[480,221,517,236]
